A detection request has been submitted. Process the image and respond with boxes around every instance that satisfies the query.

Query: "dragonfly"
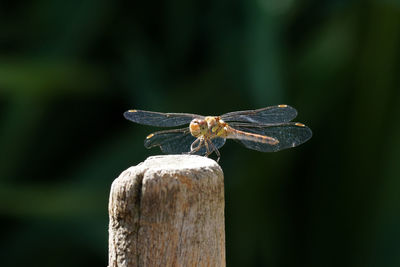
[124,105,312,162]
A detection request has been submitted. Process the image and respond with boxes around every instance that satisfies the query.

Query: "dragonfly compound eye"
[189,119,208,137]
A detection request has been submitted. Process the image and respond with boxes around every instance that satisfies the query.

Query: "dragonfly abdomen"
[226,127,279,145]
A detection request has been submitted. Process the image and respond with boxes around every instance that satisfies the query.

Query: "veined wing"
[145,128,226,156]
[227,122,312,152]
[221,105,298,124]
[124,109,203,127]
[196,137,226,155]
[144,128,196,154]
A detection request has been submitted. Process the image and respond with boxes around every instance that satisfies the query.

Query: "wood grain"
[108,155,225,267]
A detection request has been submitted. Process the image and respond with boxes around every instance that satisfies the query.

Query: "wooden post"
[108,155,225,267]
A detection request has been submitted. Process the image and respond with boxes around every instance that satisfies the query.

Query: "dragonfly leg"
[208,140,221,162]
[189,138,203,154]
[204,139,211,157]
[190,138,200,152]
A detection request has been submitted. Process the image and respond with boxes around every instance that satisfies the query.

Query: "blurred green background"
[1,0,400,266]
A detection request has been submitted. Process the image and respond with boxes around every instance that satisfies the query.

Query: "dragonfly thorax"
[189,116,228,138]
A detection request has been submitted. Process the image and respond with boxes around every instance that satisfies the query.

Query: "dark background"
[1,0,400,266]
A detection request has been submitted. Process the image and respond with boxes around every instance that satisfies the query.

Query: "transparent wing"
[124,109,204,127]
[228,122,312,152]
[221,105,298,124]
[195,137,226,155]
[144,129,226,156]
[144,128,196,154]
[212,137,226,150]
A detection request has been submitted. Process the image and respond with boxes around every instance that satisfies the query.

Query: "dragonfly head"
[189,119,208,137]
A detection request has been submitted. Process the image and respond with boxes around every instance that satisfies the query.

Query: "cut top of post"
[137,154,221,171]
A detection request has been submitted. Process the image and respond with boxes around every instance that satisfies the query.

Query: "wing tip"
[278,104,298,120]
[278,103,297,112]
[124,109,138,119]
[144,134,154,148]
[291,122,313,142]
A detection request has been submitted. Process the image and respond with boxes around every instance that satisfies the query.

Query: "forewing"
[124,109,203,127]
[144,128,196,154]
[221,105,298,124]
[229,122,312,152]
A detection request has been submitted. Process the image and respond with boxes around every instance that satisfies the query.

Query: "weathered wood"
[108,155,225,267]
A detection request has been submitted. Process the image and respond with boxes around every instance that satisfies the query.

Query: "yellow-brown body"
[189,116,278,145]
